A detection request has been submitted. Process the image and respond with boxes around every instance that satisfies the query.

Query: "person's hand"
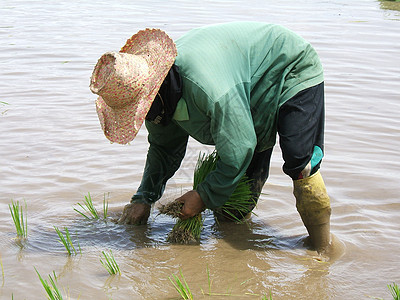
[118,202,151,225]
[177,190,206,220]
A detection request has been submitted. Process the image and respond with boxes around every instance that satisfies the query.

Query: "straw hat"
[90,29,177,144]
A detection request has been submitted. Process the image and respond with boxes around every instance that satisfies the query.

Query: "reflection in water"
[212,217,301,252]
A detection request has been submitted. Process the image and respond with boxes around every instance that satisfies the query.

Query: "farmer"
[90,22,332,253]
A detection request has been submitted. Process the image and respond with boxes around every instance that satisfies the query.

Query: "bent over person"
[89,22,332,253]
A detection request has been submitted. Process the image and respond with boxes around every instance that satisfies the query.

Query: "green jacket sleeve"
[196,87,257,210]
[131,120,189,205]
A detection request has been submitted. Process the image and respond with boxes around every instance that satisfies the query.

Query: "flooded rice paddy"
[1,0,400,299]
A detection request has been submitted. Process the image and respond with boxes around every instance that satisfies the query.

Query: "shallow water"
[1,0,400,299]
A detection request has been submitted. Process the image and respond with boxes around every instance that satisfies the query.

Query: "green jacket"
[133,22,324,209]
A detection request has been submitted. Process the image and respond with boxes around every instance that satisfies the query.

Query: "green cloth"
[133,22,324,209]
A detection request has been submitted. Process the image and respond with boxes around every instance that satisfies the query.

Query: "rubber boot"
[293,170,331,253]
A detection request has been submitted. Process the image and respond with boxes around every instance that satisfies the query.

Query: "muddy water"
[1,0,399,299]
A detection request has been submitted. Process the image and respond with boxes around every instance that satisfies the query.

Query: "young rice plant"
[169,269,193,300]
[35,268,64,300]
[54,226,81,256]
[9,199,28,238]
[100,250,120,275]
[74,192,108,220]
[388,282,400,300]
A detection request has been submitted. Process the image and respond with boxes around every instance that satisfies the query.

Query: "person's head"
[90,29,177,144]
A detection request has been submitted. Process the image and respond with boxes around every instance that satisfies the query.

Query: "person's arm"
[131,120,189,205]
[119,120,189,225]
[178,89,257,219]
[196,88,257,210]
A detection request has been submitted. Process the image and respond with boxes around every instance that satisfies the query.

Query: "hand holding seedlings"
[176,190,205,220]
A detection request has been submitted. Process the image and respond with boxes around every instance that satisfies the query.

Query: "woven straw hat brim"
[96,95,147,144]
[95,28,177,144]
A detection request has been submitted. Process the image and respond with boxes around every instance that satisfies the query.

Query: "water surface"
[1,0,399,299]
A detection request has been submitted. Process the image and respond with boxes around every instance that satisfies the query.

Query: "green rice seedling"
[201,265,227,297]
[9,199,27,238]
[388,282,400,300]
[100,250,120,275]
[261,291,273,300]
[35,268,64,300]
[54,226,81,256]
[169,269,193,300]
[206,264,212,294]
[74,192,109,220]
[103,193,109,220]
[74,192,100,220]
[1,101,9,115]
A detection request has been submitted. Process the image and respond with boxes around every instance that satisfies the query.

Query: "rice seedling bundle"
[161,151,254,244]
[168,214,203,244]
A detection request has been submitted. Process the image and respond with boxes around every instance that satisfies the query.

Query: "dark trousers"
[216,82,325,221]
[249,81,325,196]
